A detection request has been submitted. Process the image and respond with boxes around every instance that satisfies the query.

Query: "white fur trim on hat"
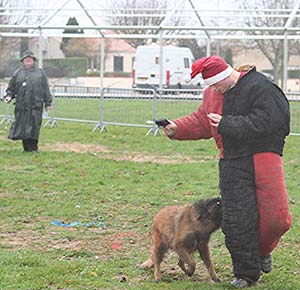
[204,66,233,86]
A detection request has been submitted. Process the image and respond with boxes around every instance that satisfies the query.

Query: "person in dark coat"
[161,56,292,288]
[5,50,52,152]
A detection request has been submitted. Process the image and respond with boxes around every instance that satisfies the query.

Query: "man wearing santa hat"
[162,56,292,288]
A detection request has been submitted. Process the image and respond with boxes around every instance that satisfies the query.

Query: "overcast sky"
[6,0,237,37]
[31,0,234,27]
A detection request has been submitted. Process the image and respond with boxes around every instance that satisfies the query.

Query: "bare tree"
[176,38,206,59]
[242,0,300,84]
[0,0,17,76]
[0,0,51,76]
[2,0,45,56]
[105,0,170,48]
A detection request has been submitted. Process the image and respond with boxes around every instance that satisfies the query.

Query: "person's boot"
[30,139,39,152]
[22,139,31,152]
[260,254,273,273]
[231,278,252,288]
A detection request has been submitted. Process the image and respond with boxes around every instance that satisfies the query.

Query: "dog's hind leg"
[141,231,157,269]
[198,243,220,282]
[175,246,196,276]
[152,242,168,282]
[151,231,168,282]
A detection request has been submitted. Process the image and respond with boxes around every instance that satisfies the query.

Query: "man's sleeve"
[173,96,212,140]
[41,69,52,107]
[6,72,17,98]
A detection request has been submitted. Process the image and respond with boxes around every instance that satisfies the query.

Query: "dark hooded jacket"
[6,64,52,140]
[218,67,290,159]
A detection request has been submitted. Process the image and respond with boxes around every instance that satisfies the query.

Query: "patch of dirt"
[43,142,212,164]
[0,192,13,198]
[0,226,216,282]
[0,228,87,250]
[44,142,110,154]
[0,226,144,256]
[110,153,198,164]
[0,230,52,248]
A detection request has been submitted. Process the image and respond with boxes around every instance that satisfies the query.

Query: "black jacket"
[218,67,290,159]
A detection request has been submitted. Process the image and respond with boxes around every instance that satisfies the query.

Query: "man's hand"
[207,113,222,128]
[163,120,177,138]
[45,106,51,111]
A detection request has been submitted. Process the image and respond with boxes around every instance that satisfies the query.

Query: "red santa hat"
[190,56,233,86]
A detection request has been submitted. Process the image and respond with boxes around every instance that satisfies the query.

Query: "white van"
[132,44,204,89]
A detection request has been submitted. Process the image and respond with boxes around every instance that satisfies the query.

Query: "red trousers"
[253,153,292,257]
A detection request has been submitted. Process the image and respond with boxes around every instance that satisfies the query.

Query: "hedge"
[43,57,88,78]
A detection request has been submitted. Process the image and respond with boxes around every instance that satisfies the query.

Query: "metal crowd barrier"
[0,82,12,125]
[43,84,103,128]
[95,87,157,134]
[43,85,205,136]
[0,83,300,136]
[286,92,300,136]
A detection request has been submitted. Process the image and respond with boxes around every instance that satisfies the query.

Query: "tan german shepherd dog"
[141,197,222,282]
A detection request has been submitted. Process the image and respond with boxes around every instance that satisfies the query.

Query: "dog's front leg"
[178,258,187,273]
[198,243,220,282]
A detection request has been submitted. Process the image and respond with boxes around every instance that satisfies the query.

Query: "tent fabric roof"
[1,0,300,40]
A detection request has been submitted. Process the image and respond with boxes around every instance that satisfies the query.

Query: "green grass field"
[0,120,299,290]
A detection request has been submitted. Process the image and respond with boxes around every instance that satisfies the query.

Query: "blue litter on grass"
[51,219,105,228]
[97,221,105,227]
[50,220,81,227]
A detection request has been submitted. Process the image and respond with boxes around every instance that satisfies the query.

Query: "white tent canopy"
[1,0,299,88]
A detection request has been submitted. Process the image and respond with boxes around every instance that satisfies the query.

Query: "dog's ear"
[207,204,214,214]
[207,198,222,214]
[196,198,221,220]
[195,201,208,220]
[196,199,214,219]
[199,206,208,219]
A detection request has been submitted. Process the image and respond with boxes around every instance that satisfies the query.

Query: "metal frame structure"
[0,0,300,89]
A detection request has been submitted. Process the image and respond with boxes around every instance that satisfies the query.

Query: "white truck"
[132,44,204,90]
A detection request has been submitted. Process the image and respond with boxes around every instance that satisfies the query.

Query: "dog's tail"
[140,258,154,268]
